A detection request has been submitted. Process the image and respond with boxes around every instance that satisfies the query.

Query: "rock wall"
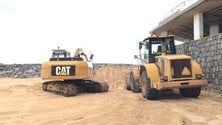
[0,63,135,78]
[0,64,41,78]
[176,33,222,93]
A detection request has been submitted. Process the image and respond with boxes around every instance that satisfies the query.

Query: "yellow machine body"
[140,54,207,90]
[41,61,94,80]
[41,48,108,96]
[125,35,208,100]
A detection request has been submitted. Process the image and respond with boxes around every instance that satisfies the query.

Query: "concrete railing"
[160,0,199,25]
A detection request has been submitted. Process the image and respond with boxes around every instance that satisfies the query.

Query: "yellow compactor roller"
[41,48,109,96]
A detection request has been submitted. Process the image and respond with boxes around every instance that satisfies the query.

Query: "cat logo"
[52,66,75,76]
[56,66,70,76]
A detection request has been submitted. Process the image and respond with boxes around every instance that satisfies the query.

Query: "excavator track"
[43,81,78,96]
[42,80,109,97]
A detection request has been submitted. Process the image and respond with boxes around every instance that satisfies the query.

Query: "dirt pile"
[92,65,135,90]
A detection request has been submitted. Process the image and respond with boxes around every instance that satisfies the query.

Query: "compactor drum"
[125,35,208,100]
[41,48,108,96]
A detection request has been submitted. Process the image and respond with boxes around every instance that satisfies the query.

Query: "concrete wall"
[176,33,222,93]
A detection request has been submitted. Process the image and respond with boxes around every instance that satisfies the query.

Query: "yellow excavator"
[41,47,109,96]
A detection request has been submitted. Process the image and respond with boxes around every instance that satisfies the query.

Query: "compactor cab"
[138,36,176,63]
[125,35,208,100]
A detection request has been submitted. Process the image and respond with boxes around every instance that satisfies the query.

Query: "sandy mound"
[92,65,134,90]
[0,65,222,125]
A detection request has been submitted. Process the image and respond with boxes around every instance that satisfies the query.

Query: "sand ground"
[0,66,222,125]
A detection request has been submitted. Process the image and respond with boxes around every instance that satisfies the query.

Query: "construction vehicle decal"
[51,66,75,76]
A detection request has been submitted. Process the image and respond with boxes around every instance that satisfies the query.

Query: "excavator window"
[63,52,67,58]
[50,49,74,61]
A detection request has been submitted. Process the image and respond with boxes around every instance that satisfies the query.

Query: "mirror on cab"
[134,55,138,59]
[139,42,143,50]
[89,54,94,62]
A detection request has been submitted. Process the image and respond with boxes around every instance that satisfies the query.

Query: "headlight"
[161,76,168,82]
[195,74,202,79]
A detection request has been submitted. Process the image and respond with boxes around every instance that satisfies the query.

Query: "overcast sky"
[0,0,184,64]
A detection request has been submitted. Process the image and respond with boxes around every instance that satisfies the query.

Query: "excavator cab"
[138,36,176,63]
[49,48,89,61]
[50,49,77,61]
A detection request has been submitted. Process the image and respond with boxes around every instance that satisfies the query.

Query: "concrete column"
[193,13,203,40]
[210,24,219,35]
